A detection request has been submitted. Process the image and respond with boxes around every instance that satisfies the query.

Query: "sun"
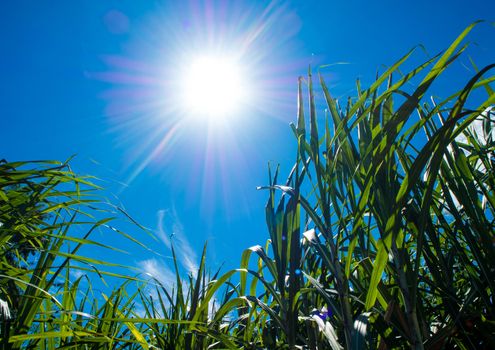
[181,55,246,122]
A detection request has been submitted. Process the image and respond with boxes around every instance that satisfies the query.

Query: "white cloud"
[136,208,200,294]
[441,106,495,212]
[135,211,224,322]
[155,209,199,275]
[70,269,85,280]
[138,258,176,287]
[455,106,494,147]
[134,208,209,321]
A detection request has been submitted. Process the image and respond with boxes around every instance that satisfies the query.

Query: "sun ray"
[123,121,182,189]
[92,1,303,215]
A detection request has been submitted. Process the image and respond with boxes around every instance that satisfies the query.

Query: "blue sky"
[1,1,494,282]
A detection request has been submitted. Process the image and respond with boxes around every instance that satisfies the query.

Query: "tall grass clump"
[0,160,249,349]
[234,23,495,349]
[0,159,157,348]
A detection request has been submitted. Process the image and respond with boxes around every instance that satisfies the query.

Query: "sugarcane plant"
[235,22,494,349]
[0,159,157,349]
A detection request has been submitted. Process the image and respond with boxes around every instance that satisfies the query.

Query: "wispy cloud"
[137,258,177,287]
[155,208,199,274]
[455,106,494,148]
[441,106,495,211]
[137,208,199,288]
[135,209,224,322]
[131,266,172,318]
[70,269,86,281]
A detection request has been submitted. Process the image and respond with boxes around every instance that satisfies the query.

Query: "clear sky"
[1,1,494,282]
